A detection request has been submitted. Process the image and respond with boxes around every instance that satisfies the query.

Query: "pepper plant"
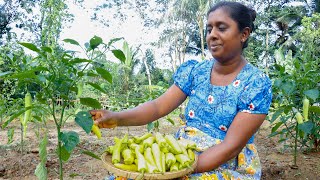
[1,36,126,179]
[269,14,320,166]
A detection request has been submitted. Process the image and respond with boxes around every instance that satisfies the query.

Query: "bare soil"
[0,119,319,180]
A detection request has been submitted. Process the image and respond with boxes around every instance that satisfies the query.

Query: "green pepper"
[178,139,197,150]
[161,151,166,172]
[146,161,159,173]
[175,154,191,169]
[112,137,123,164]
[165,152,176,169]
[187,149,195,162]
[122,148,134,165]
[114,163,138,172]
[91,124,101,139]
[154,132,167,148]
[151,143,163,172]
[165,134,182,154]
[170,162,179,172]
[134,132,152,144]
[144,147,156,166]
[303,98,309,121]
[142,136,155,149]
[105,145,114,154]
[129,143,143,154]
[296,112,304,124]
[22,92,32,138]
[135,146,147,173]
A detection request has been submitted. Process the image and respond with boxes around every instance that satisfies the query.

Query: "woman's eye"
[218,25,227,31]
[206,28,212,33]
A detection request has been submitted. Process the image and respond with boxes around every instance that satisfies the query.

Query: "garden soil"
[0,119,319,180]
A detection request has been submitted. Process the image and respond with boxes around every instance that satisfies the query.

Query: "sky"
[60,0,166,65]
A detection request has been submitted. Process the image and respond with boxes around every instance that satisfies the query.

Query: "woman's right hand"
[89,109,118,128]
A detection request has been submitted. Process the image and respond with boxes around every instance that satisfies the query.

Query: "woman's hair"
[207,1,256,49]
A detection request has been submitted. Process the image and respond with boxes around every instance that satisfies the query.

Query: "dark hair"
[207,1,256,49]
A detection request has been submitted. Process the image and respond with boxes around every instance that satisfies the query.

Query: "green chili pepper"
[178,139,197,150]
[22,92,32,138]
[303,98,309,121]
[161,151,166,172]
[114,163,138,172]
[122,148,134,165]
[151,143,163,172]
[135,146,147,173]
[165,152,176,169]
[142,136,155,149]
[146,161,159,173]
[175,154,191,169]
[187,149,195,162]
[154,132,167,148]
[165,134,182,154]
[134,132,152,144]
[144,147,156,166]
[112,137,123,164]
[170,162,179,172]
[296,112,304,124]
[105,145,114,154]
[91,124,101,139]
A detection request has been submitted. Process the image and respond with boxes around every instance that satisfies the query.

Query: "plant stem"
[294,123,298,166]
[57,126,63,180]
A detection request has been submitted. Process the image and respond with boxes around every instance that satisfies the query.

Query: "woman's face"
[206,8,246,63]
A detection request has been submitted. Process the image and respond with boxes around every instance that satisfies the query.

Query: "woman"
[91,1,272,179]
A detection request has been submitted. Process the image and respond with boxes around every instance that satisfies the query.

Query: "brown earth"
[0,119,319,180]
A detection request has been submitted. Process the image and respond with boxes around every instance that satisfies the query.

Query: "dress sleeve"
[173,60,198,96]
[238,75,272,114]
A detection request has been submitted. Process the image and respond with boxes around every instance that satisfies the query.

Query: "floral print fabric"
[173,59,272,179]
[177,127,262,180]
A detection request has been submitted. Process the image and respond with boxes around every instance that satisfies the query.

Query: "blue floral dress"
[174,59,272,180]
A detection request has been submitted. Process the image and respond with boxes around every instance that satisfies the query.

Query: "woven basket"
[101,152,197,180]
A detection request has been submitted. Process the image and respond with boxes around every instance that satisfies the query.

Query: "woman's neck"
[213,56,247,75]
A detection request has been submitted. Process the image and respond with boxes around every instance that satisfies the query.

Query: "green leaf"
[7,128,14,144]
[82,150,101,160]
[271,121,283,133]
[298,121,314,135]
[2,108,27,129]
[75,111,93,134]
[281,82,295,95]
[147,122,154,132]
[61,131,80,153]
[108,37,123,46]
[270,108,284,123]
[111,49,126,63]
[69,58,92,64]
[58,146,71,162]
[41,46,52,53]
[39,135,48,164]
[19,42,40,52]
[80,97,102,109]
[304,89,319,101]
[310,106,320,114]
[8,70,36,79]
[0,71,13,77]
[90,36,103,49]
[166,117,175,125]
[34,163,47,180]
[95,67,112,84]
[63,38,80,46]
[69,173,82,178]
[87,82,107,94]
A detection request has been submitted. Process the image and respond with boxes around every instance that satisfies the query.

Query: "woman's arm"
[92,84,187,127]
[195,112,266,173]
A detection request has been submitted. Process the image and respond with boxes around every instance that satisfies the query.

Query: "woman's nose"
[207,28,218,39]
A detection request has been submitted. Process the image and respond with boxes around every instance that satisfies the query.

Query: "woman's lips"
[210,44,221,51]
